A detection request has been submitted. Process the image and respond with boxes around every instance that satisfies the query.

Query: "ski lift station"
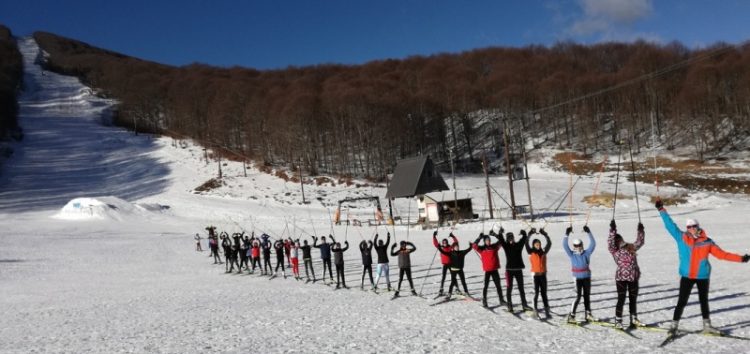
[386,155,474,228]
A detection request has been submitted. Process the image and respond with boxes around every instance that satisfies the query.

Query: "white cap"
[686,219,699,227]
[572,239,583,247]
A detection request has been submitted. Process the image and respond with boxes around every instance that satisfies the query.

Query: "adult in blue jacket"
[656,198,749,335]
[563,225,596,323]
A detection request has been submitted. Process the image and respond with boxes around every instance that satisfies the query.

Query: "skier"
[239,234,250,271]
[526,228,552,319]
[221,232,232,272]
[284,238,292,267]
[313,235,335,283]
[359,239,375,289]
[332,241,350,289]
[432,231,459,296]
[437,241,472,299]
[250,235,261,273]
[373,233,392,291]
[297,238,316,282]
[261,234,273,275]
[607,219,645,329]
[390,240,418,297]
[501,230,531,312]
[563,225,597,323]
[290,241,301,279]
[472,230,505,308]
[194,233,203,252]
[273,240,287,278]
[209,234,221,264]
[656,199,750,335]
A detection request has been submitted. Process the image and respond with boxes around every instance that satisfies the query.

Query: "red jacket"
[433,235,458,265]
[473,241,502,272]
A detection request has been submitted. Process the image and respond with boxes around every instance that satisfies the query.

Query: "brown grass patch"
[582,192,632,208]
[194,178,225,193]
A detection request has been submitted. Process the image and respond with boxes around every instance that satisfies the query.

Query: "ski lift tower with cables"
[501,120,535,221]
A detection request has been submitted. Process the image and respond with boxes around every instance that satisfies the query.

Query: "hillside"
[32,32,750,181]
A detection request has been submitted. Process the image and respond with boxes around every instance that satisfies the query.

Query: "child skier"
[501,230,531,312]
[332,241,350,289]
[608,219,645,329]
[437,241,472,299]
[290,241,300,279]
[359,240,375,289]
[373,233,392,291]
[473,231,505,307]
[563,225,597,323]
[261,234,273,275]
[273,240,287,278]
[250,236,261,273]
[656,199,750,335]
[194,233,203,252]
[432,231,459,296]
[390,240,418,297]
[526,228,552,319]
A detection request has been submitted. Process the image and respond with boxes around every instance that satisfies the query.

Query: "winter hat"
[686,219,699,228]
[572,239,583,247]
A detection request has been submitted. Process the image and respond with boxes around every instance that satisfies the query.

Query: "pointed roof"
[386,155,449,199]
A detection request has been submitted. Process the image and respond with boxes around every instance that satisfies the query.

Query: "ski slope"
[2,37,750,353]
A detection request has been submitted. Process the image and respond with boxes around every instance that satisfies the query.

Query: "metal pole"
[299,158,306,204]
[522,136,534,221]
[503,121,517,219]
[482,152,494,219]
[449,148,458,224]
[217,156,222,179]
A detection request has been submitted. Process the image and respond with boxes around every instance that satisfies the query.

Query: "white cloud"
[565,0,654,40]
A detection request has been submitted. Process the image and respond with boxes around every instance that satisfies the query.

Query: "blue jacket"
[659,210,742,279]
[563,232,596,279]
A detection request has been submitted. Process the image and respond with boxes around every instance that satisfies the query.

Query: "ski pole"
[418,246,439,297]
[612,142,623,220]
[628,139,642,223]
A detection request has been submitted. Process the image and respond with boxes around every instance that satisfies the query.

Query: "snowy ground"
[2,37,750,353]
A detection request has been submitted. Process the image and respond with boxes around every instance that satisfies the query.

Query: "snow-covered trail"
[3,37,750,353]
[0,38,169,212]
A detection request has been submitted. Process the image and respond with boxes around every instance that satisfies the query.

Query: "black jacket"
[360,241,374,266]
[501,234,527,270]
[373,234,390,264]
[438,246,472,269]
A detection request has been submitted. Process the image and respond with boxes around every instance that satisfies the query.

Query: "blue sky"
[1,0,749,69]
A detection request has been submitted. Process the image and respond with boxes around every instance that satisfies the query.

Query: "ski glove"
[655,199,664,210]
[565,227,573,236]
[433,230,438,237]
[520,230,527,237]
[528,228,537,235]
[742,255,750,263]
[637,223,644,232]
[539,228,548,236]
[610,219,617,230]
[583,225,591,233]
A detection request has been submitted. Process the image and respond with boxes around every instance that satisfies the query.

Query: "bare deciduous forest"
[0,25,23,139]
[33,31,750,178]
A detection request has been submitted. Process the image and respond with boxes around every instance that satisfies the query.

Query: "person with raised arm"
[313,235,335,284]
[526,228,552,319]
[432,231,459,296]
[373,233,392,291]
[332,241,350,289]
[472,230,505,308]
[562,225,597,324]
[390,240,418,298]
[359,240,375,290]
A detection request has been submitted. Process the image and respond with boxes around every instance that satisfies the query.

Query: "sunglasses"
[687,225,699,229]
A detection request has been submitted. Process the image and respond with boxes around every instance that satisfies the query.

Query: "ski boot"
[393,291,400,298]
[566,313,577,324]
[668,320,679,336]
[614,317,624,330]
[522,304,534,312]
[630,316,644,328]
[585,311,598,323]
[702,319,721,335]
[544,307,551,320]
[482,298,488,308]
[438,288,444,297]
[411,289,418,296]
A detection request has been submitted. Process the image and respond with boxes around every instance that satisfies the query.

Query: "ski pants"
[506,270,528,307]
[212,247,221,263]
[275,256,285,273]
[615,280,639,319]
[251,257,260,271]
[361,264,374,286]
[571,277,592,314]
[375,263,390,288]
[239,253,248,269]
[321,258,333,280]
[303,258,315,280]
[335,263,346,286]
[533,274,550,311]
[263,255,272,273]
[291,258,299,277]
[483,270,503,302]
[397,267,414,291]
[674,277,710,321]
[440,264,449,290]
[448,268,469,294]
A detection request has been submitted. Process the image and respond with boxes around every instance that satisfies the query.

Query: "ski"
[429,297,456,306]
[630,323,668,332]
[658,331,685,347]
[687,330,750,341]
[613,327,640,339]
